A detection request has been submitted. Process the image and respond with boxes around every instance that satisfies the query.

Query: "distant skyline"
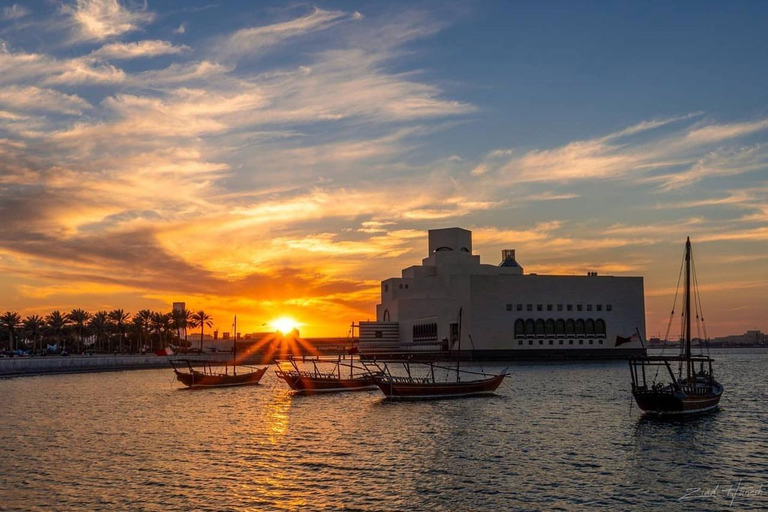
[1,1,767,337]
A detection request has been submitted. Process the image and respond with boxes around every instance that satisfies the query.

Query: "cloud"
[214,7,351,59]
[471,114,768,189]
[3,4,29,20]
[61,0,155,42]
[88,40,190,60]
[0,43,126,85]
[0,85,91,114]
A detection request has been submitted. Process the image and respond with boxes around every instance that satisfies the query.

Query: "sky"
[0,0,767,338]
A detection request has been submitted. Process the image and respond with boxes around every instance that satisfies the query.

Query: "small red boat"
[171,359,267,389]
[275,356,378,393]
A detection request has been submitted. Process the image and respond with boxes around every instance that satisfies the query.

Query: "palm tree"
[89,311,109,352]
[189,310,213,352]
[45,310,70,352]
[23,315,45,353]
[173,308,193,348]
[108,309,130,353]
[0,311,21,351]
[67,309,92,353]
[134,310,153,353]
[151,311,174,350]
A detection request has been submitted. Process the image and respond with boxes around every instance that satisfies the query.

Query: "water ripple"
[1,350,767,510]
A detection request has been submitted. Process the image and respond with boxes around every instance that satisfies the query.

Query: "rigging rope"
[655,247,686,383]
[691,250,711,357]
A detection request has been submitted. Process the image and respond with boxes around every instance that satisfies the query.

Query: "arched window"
[555,319,565,335]
[525,319,535,336]
[535,319,545,336]
[596,318,606,336]
[586,319,595,336]
[565,319,575,335]
[435,246,453,252]
[545,319,555,336]
[460,247,470,252]
[514,319,525,338]
[575,319,585,335]
[383,309,390,321]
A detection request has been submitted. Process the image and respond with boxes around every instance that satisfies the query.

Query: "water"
[1,350,766,511]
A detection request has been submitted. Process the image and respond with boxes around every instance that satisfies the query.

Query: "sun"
[272,316,299,334]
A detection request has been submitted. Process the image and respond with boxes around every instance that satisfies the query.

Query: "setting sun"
[272,316,299,334]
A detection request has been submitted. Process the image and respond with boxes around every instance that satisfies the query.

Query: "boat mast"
[456,308,462,382]
[233,315,237,376]
[684,237,692,381]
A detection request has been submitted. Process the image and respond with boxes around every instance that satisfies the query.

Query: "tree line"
[0,308,214,355]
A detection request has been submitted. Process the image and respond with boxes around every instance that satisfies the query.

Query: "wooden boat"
[365,309,509,400]
[171,315,268,389]
[275,355,378,393]
[369,361,507,399]
[629,237,724,415]
[171,359,267,388]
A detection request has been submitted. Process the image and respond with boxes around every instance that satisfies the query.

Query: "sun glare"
[272,316,299,334]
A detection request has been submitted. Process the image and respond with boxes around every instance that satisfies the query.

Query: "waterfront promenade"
[0,353,234,378]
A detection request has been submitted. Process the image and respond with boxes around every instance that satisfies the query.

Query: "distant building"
[359,227,646,359]
[712,329,765,346]
[172,302,185,312]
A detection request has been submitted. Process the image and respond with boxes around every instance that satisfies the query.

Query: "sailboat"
[628,237,724,414]
[366,309,508,400]
[171,315,268,389]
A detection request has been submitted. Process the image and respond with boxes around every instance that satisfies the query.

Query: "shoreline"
[2,346,764,379]
[0,353,237,378]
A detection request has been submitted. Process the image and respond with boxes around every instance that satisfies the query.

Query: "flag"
[615,333,641,347]
[155,346,174,356]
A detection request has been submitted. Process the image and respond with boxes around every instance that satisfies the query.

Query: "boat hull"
[632,385,723,415]
[276,371,378,393]
[373,374,506,400]
[175,366,267,389]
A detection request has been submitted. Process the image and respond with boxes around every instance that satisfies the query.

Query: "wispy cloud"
[0,85,91,114]
[472,114,768,190]
[88,40,190,60]
[213,7,351,59]
[2,4,30,21]
[61,0,155,42]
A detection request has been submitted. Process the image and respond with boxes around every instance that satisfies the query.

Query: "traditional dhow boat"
[365,309,509,400]
[275,355,378,393]
[629,238,724,415]
[171,359,267,388]
[171,315,268,389]
[368,360,507,400]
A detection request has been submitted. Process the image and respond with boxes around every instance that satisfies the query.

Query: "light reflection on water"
[1,350,767,510]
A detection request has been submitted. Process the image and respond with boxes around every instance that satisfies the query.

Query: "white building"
[359,227,646,359]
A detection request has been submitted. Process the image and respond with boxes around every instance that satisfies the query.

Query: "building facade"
[359,227,646,359]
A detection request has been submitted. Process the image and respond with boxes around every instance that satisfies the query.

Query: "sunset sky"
[1,1,766,337]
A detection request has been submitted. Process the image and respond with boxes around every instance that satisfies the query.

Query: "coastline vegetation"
[0,308,208,355]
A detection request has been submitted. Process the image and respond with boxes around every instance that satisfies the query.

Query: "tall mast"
[233,315,237,376]
[456,308,462,382]
[684,237,692,379]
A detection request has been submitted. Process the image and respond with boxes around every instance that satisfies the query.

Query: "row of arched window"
[514,318,606,338]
